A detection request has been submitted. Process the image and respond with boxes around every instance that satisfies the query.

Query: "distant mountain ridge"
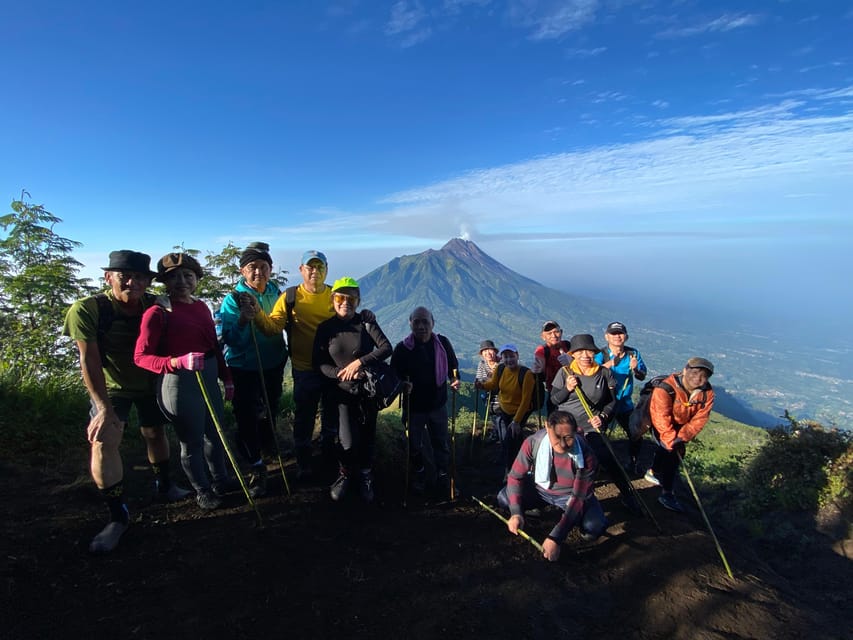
[358,238,783,429]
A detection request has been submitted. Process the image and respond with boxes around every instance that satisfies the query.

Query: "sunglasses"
[333,293,359,305]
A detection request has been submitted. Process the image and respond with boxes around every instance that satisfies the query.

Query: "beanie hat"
[240,242,273,268]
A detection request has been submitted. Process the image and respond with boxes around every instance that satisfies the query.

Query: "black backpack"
[628,375,675,441]
[93,292,157,365]
[496,364,546,413]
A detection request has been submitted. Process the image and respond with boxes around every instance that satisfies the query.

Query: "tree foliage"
[0,193,95,377]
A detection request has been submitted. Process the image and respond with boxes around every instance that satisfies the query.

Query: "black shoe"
[624,457,641,477]
[196,490,222,511]
[658,493,685,513]
[410,468,426,495]
[248,464,267,499]
[359,470,375,503]
[330,473,350,501]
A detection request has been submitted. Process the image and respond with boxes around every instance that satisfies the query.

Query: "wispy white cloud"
[372,88,853,246]
[507,0,600,40]
[657,12,761,38]
[385,0,432,46]
[565,46,606,58]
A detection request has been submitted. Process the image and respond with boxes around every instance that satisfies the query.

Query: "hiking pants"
[496,410,530,471]
[650,429,686,492]
[407,405,450,475]
[231,363,285,464]
[336,394,378,473]
[613,410,641,460]
[157,358,229,493]
[292,369,339,466]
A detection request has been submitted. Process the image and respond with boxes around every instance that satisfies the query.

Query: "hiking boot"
[658,493,685,513]
[643,469,661,486]
[196,490,222,511]
[410,467,426,495]
[436,472,450,495]
[330,472,350,501]
[158,483,192,502]
[359,470,375,504]
[249,464,267,499]
[89,521,129,554]
[211,477,240,497]
[621,494,643,516]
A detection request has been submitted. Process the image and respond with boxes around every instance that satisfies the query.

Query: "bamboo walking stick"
[249,322,291,497]
[678,451,734,578]
[469,384,479,459]
[195,370,263,526]
[472,496,544,553]
[450,369,458,501]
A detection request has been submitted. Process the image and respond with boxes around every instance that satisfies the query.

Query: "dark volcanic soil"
[2,436,851,640]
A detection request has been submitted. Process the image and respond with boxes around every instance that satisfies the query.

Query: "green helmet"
[332,276,359,292]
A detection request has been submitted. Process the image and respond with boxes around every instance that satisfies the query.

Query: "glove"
[223,381,235,401]
[176,352,205,371]
[556,352,571,366]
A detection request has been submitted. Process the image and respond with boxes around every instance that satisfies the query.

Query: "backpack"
[93,292,157,365]
[628,375,675,441]
[496,363,546,414]
[360,360,403,412]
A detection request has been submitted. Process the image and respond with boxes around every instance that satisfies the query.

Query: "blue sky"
[3,1,852,335]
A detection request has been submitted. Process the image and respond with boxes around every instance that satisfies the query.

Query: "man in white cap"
[475,343,536,472]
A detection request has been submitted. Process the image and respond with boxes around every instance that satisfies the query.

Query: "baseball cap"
[686,357,714,375]
[605,322,627,335]
[301,250,327,267]
[541,320,561,332]
[331,276,359,292]
[498,343,518,354]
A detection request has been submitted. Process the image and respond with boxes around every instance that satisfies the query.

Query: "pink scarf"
[402,332,448,386]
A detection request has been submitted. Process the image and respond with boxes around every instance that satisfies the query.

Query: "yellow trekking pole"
[249,323,291,497]
[402,377,411,508]
[195,370,263,526]
[469,384,479,459]
[482,393,491,443]
[450,369,458,501]
[678,451,734,579]
[572,374,661,533]
[472,496,544,553]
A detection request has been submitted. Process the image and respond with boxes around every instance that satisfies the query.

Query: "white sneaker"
[643,469,661,486]
[89,521,128,554]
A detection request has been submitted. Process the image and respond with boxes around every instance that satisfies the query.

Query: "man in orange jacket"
[644,357,715,512]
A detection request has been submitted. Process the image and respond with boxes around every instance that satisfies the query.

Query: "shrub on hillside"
[739,418,852,517]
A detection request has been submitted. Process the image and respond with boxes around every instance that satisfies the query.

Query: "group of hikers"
[63,244,716,561]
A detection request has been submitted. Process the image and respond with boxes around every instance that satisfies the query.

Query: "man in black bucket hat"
[63,250,190,553]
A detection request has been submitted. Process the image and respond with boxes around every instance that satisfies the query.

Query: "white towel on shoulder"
[534,435,553,489]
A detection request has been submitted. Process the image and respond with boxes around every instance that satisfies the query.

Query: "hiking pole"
[450,369,458,501]
[472,496,544,553]
[573,380,662,533]
[469,385,479,460]
[194,370,263,526]
[403,377,411,508]
[482,393,491,443]
[677,451,734,579]
[249,323,291,497]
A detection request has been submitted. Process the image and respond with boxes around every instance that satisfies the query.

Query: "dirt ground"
[2,436,851,640]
